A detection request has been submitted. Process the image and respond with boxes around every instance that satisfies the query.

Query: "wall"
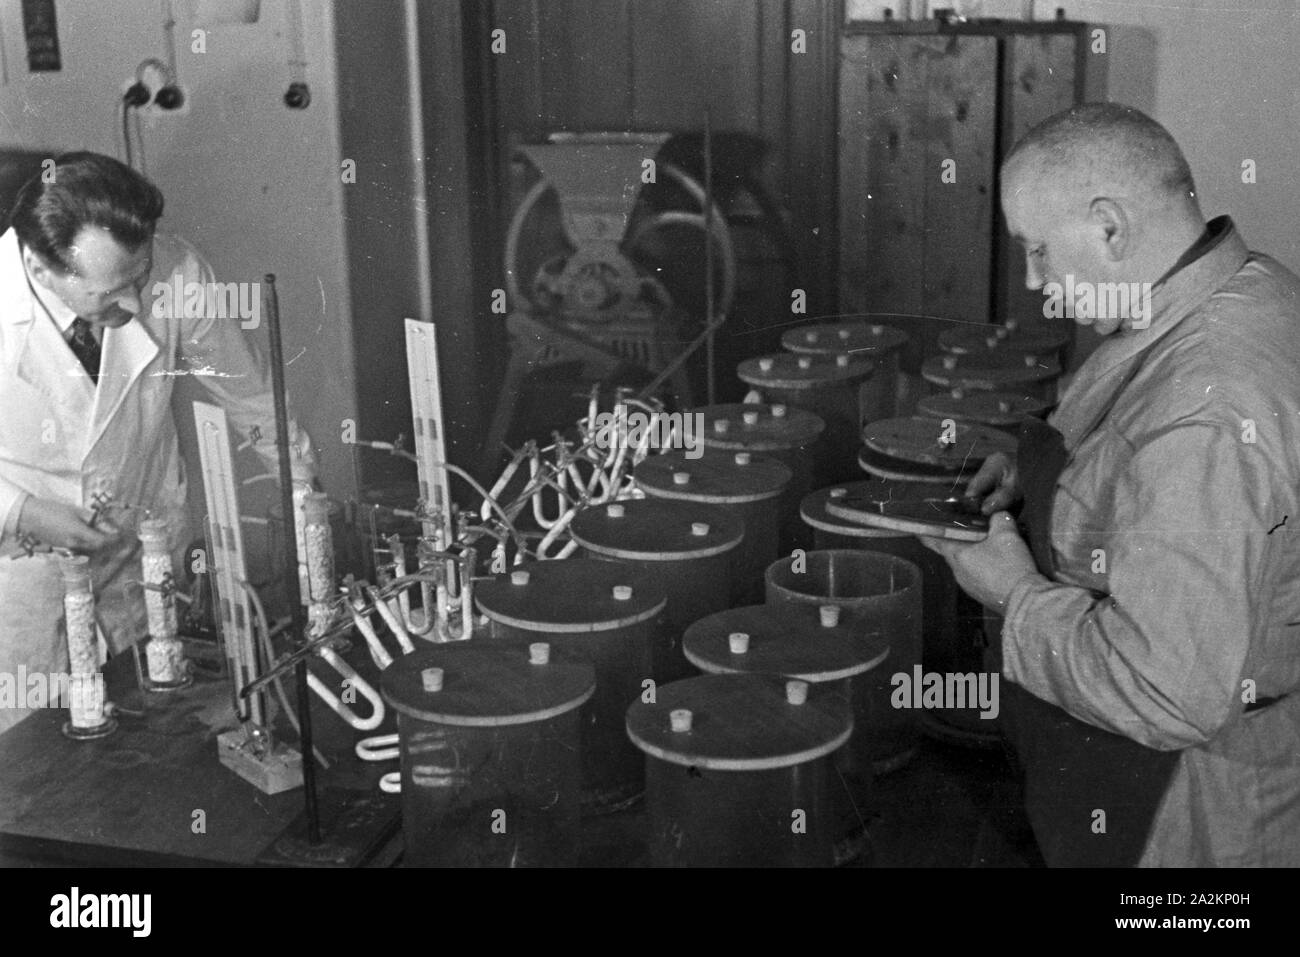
[0,0,358,503]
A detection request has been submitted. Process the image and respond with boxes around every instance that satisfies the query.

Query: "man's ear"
[1088,198,1129,260]
[22,245,58,287]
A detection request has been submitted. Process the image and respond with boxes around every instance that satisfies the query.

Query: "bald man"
[922,104,1300,867]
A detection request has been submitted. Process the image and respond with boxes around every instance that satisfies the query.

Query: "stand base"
[256,788,402,867]
[216,729,303,794]
[62,716,119,741]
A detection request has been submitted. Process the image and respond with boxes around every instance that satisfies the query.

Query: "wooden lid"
[824,491,990,542]
[625,673,852,771]
[736,352,874,390]
[683,604,889,682]
[475,558,667,632]
[635,448,792,504]
[570,499,745,560]
[862,415,1016,468]
[782,321,910,357]
[938,321,1070,356]
[921,351,1061,390]
[916,390,1052,427]
[801,480,939,537]
[382,641,595,727]
[695,403,825,452]
[857,445,981,485]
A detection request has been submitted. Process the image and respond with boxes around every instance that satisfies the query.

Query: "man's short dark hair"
[9,151,164,274]
[1005,103,1197,201]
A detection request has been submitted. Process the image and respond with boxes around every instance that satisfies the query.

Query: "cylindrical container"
[937,319,1070,363]
[921,350,1061,402]
[683,603,888,865]
[626,673,852,867]
[765,550,922,774]
[382,641,595,867]
[266,491,354,614]
[782,321,910,420]
[570,498,744,684]
[737,352,875,486]
[58,554,115,740]
[138,519,188,689]
[694,402,825,553]
[475,559,666,813]
[802,483,998,746]
[635,448,792,606]
[916,389,1052,434]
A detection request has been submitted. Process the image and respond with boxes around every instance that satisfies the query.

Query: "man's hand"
[966,451,1020,514]
[918,511,1039,610]
[15,496,125,555]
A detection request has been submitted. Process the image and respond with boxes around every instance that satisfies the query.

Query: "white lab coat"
[0,228,314,734]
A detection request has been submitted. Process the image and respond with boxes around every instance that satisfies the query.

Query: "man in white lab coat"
[0,152,315,734]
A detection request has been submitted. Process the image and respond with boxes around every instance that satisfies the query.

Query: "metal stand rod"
[263,273,321,845]
[703,108,716,407]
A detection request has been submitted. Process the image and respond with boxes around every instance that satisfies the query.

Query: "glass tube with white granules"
[139,519,188,687]
[59,553,114,737]
[292,480,313,606]
[303,491,335,633]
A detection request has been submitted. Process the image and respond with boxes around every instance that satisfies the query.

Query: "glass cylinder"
[139,519,186,686]
[59,554,108,731]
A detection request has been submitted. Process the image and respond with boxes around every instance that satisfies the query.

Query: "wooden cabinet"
[838,20,1087,368]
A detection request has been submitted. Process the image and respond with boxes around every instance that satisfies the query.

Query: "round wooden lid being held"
[857,445,981,484]
[921,351,1061,391]
[801,479,943,537]
[938,320,1070,357]
[695,403,825,452]
[475,559,667,632]
[916,390,1053,427]
[862,415,1017,469]
[782,321,910,358]
[683,604,889,683]
[382,641,595,727]
[824,488,990,542]
[635,448,792,504]
[625,673,852,772]
[570,498,745,561]
[736,352,874,391]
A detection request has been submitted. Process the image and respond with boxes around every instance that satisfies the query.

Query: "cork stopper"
[835,354,850,368]
[786,680,809,705]
[870,324,883,336]
[672,471,691,485]
[1023,354,1038,367]
[943,355,958,371]
[613,585,633,601]
[421,667,444,692]
[510,569,530,586]
[670,708,693,733]
[606,503,626,518]
[806,331,820,344]
[985,335,999,349]
[728,632,750,654]
[691,522,710,537]
[998,399,1013,414]
[528,642,550,665]
[759,357,774,372]
[771,404,787,417]
[713,419,731,434]
[742,410,760,426]
[819,605,841,627]
[733,452,752,466]
[797,356,812,370]
[829,487,847,499]
[951,388,965,399]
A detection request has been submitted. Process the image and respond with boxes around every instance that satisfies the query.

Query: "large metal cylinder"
[694,402,825,553]
[570,498,744,684]
[626,673,851,867]
[634,448,791,606]
[475,559,665,813]
[382,641,594,867]
[765,549,922,774]
[683,603,888,865]
[737,352,874,486]
[782,320,910,421]
[802,482,997,746]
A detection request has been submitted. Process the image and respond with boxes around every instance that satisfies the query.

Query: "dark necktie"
[68,317,101,382]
